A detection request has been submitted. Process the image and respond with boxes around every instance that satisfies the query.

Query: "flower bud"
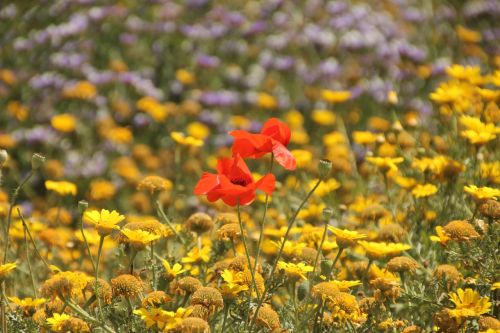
[0,150,8,166]
[31,153,46,170]
[321,259,333,276]
[297,280,310,301]
[78,200,89,213]
[318,159,332,180]
[322,207,334,221]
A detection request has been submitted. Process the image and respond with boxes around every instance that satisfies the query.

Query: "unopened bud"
[322,207,334,221]
[31,153,46,170]
[78,200,89,213]
[297,280,310,301]
[318,159,332,180]
[321,259,334,276]
[0,150,8,166]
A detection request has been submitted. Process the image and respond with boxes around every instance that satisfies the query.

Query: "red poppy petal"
[261,118,291,146]
[272,141,296,170]
[221,195,238,207]
[230,154,253,183]
[255,173,276,196]
[216,157,234,175]
[230,131,273,158]
[217,176,250,195]
[194,172,220,195]
[238,191,256,205]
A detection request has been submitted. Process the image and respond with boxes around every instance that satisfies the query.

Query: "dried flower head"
[443,220,480,241]
[179,317,211,333]
[433,308,460,333]
[41,271,91,299]
[190,287,224,311]
[478,316,500,330]
[186,212,214,234]
[479,199,500,219]
[174,277,202,295]
[111,274,144,298]
[59,317,90,332]
[254,304,281,330]
[85,278,112,304]
[189,304,211,320]
[215,213,238,225]
[312,282,340,301]
[217,223,242,241]
[378,223,408,242]
[386,256,419,273]
[137,175,173,194]
[142,291,172,307]
[434,264,463,286]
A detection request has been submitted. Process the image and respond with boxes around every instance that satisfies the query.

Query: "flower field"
[1,1,499,332]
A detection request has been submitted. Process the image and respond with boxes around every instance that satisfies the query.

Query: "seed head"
[111,274,144,298]
[443,220,480,241]
[386,256,419,273]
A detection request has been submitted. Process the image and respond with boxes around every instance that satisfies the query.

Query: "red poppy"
[229,118,296,170]
[194,154,275,206]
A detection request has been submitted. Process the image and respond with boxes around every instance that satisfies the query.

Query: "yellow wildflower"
[411,184,438,198]
[51,114,76,133]
[84,209,125,236]
[321,89,351,103]
[162,261,187,281]
[0,262,17,280]
[277,261,314,281]
[430,226,451,246]
[176,69,195,85]
[464,185,500,201]
[448,288,491,319]
[45,180,77,196]
[312,109,336,126]
[62,81,97,100]
[171,132,204,147]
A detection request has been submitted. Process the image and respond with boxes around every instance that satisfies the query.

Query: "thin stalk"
[252,155,274,277]
[237,202,260,301]
[250,178,323,332]
[95,236,105,320]
[23,226,37,298]
[155,200,185,245]
[63,298,115,333]
[311,220,329,279]
[150,242,156,290]
[221,302,230,332]
[327,248,344,280]
[80,212,96,273]
[18,210,50,270]
[3,169,34,263]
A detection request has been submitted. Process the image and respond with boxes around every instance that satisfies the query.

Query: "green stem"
[311,218,329,279]
[237,202,260,302]
[18,210,50,270]
[63,298,115,333]
[250,178,323,333]
[328,248,344,280]
[95,236,105,321]
[150,242,156,290]
[23,225,37,298]
[252,155,274,277]
[221,302,230,332]
[155,200,186,245]
[3,169,34,263]
[80,212,96,273]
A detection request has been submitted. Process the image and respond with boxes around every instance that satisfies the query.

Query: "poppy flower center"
[230,177,249,186]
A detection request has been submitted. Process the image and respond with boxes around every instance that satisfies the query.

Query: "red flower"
[229,118,296,170]
[194,154,275,206]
